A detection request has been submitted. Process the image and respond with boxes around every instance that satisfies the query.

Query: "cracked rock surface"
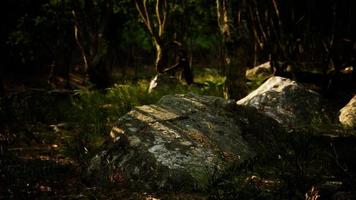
[87,93,283,191]
[339,95,356,129]
[237,76,328,131]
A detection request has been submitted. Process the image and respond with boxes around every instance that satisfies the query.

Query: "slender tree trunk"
[135,0,169,73]
[154,41,166,73]
[217,0,248,100]
[72,10,90,83]
[72,0,113,88]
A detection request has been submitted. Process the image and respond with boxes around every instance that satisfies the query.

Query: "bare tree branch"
[134,0,151,34]
[156,0,163,35]
[134,0,163,45]
[162,0,168,35]
[72,10,89,81]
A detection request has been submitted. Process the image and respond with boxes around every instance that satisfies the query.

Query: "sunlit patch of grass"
[193,67,226,85]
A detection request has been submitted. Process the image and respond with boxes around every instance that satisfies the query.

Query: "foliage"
[1,0,356,198]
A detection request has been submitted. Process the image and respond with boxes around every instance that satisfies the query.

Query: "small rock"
[246,61,274,81]
[237,76,328,130]
[339,95,356,129]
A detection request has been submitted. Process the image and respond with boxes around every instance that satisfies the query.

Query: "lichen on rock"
[88,93,276,191]
[339,95,356,129]
[237,76,328,131]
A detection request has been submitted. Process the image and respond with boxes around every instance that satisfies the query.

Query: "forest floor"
[1,125,132,199]
[1,69,355,199]
[0,123,210,199]
[0,71,217,199]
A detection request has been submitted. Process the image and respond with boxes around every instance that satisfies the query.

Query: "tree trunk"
[217,0,248,100]
[155,41,166,73]
[224,47,248,100]
[134,0,170,73]
[87,39,112,89]
[72,0,113,88]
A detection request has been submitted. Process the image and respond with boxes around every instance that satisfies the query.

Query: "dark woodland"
[0,0,355,199]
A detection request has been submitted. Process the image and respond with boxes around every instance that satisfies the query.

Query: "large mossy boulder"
[87,93,283,191]
[237,76,328,131]
[339,95,356,129]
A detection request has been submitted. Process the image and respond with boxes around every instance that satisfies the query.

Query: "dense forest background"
[0,0,356,199]
[1,0,355,94]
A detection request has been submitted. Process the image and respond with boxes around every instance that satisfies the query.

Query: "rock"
[87,93,283,191]
[339,95,356,129]
[237,76,328,130]
[148,74,180,93]
[245,62,274,81]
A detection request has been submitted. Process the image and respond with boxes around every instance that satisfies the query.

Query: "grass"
[61,76,225,163]
[0,69,227,199]
[3,68,354,199]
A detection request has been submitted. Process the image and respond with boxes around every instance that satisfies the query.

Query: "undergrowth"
[0,67,226,168]
[62,77,221,163]
[2,71,356,199]
[207,126,356,200]
[0,74,226,198]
